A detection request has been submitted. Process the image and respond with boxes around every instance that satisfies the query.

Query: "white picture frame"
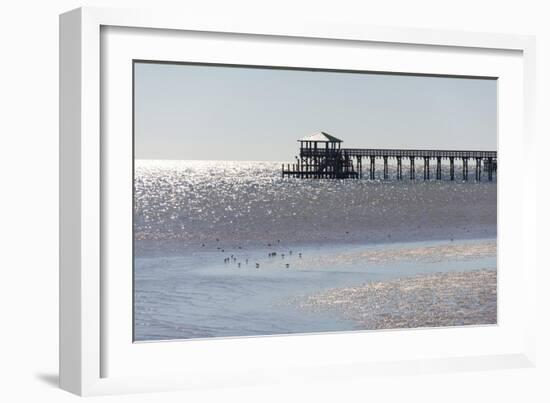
[59,6,537,396]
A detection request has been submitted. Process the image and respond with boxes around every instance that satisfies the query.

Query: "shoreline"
[134,233,497,260]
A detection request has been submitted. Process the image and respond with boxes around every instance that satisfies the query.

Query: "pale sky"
[134,62,497,161]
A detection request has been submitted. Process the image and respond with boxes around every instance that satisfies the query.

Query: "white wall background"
[0,0,548,402]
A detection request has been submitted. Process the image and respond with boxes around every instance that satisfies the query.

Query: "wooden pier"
[282,132,497,181]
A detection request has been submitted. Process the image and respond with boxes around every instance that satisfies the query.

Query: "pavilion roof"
[299,131,342,143]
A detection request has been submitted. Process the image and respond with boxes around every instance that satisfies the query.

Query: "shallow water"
[134,160,497,341]
[134,238,496,340]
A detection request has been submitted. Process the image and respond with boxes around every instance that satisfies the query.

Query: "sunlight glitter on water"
[134,160,497,255]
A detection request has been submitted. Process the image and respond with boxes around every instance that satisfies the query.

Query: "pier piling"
[370,156,375,180]
[423,157,430,180]
[450,157,455,181]
[397,157,402,180]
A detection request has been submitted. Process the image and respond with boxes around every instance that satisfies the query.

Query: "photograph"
[133,61,497,341]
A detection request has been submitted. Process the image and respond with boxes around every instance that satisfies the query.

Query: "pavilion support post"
[383,156,388,180]
[488,157,493,181]
[463,158,468,180]
[436,157,442,180]
[315,155,318,178]
[409,157,415,180]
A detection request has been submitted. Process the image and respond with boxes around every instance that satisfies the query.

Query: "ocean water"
[134,160,497,341]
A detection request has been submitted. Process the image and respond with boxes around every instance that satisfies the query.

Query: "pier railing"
[301,148,497,159]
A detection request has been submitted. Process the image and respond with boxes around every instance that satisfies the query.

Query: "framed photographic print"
[132,62,499,342]
[60,7,537,396]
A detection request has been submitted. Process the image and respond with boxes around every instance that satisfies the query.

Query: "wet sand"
[298,269,497,330]
[286,239,496,270]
